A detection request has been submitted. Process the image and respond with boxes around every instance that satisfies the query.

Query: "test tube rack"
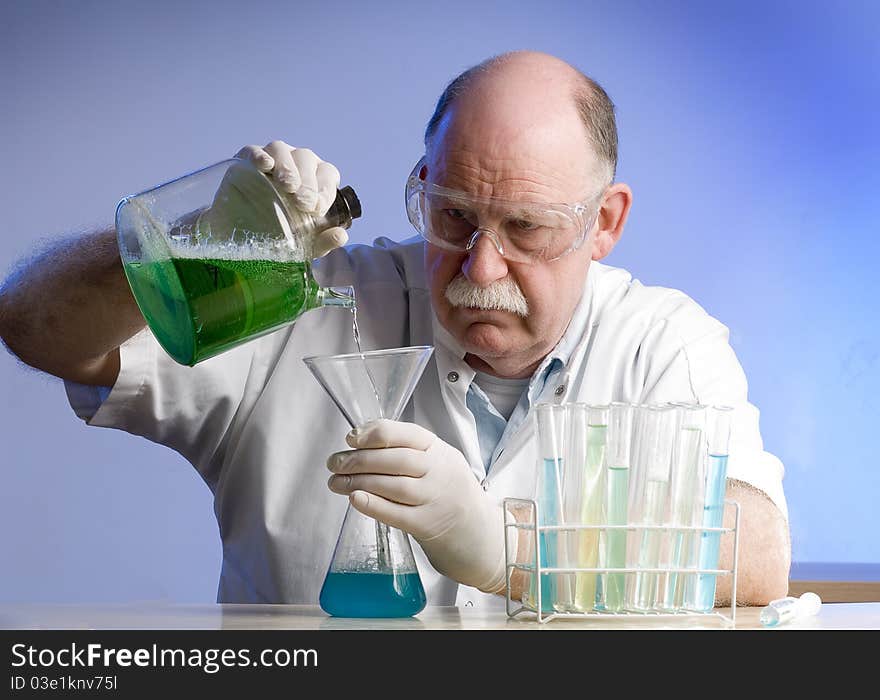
[502,497,740,627]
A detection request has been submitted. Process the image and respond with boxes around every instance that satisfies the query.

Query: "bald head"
[425,51,618,187]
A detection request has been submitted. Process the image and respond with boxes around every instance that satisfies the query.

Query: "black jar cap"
[339,185,362,220]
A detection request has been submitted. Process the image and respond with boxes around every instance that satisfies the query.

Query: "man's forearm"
[714,479,791,606]
[0,227,145,384]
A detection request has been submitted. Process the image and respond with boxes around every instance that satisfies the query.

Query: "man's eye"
[445,209,467,220]
[514,218,538,231]
[515,236,546,252]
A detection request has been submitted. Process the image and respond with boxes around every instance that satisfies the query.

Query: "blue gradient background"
[1,0,877,602]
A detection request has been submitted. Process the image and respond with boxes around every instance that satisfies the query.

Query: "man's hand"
[232,141,348,258]
[326,419,507,595]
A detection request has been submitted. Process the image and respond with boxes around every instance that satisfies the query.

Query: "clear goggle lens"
[405,161,601,263]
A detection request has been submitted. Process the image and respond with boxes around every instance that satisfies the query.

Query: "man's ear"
[591,182,633,260]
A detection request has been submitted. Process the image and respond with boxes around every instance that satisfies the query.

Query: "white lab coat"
[66,235,787,609]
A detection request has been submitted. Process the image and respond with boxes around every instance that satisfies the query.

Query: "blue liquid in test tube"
[531,403,565,614]
[692,405,732,612]
[694,453,729,610]
[537,457,561,612]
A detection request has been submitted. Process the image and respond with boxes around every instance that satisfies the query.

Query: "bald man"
[0,51,790,610]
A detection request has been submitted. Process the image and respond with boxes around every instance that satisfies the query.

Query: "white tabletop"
[1,602,877,630]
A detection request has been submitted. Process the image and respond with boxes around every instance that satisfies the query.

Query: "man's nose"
[461,229,509,285]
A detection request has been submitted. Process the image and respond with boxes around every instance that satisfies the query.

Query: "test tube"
[661,403,707,611]
[563,404,608,612]
[623,404,648,610]
[599,402,634,612]
[558,403,586,612]
[530,403,567,614]
[625,404,676,611]
[689,405,733,612]
[583,405,609,612]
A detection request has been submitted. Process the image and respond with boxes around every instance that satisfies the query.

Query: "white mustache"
[444,274,529,317]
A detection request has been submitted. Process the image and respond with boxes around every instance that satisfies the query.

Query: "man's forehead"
[426,98,597,199]
[426,143,596,204]
[434,90,588,150]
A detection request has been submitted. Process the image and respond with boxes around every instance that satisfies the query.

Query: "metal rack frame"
[503,497,741,627]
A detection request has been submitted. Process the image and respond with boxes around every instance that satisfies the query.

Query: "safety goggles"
[405,157,602,264]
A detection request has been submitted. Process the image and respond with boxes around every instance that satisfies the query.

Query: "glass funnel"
[303,345,434,617]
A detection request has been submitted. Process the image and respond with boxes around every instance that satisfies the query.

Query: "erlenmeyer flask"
[303,346,434,617]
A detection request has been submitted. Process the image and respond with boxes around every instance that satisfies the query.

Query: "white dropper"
[760,592,822,627]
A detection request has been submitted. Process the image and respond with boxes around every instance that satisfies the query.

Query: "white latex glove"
[327,419,507,595]
[235,140,348,258]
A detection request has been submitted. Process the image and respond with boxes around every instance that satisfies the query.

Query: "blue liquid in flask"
[319,570,426,618]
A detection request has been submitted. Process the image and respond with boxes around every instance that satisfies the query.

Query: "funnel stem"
[376,521,391,570]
